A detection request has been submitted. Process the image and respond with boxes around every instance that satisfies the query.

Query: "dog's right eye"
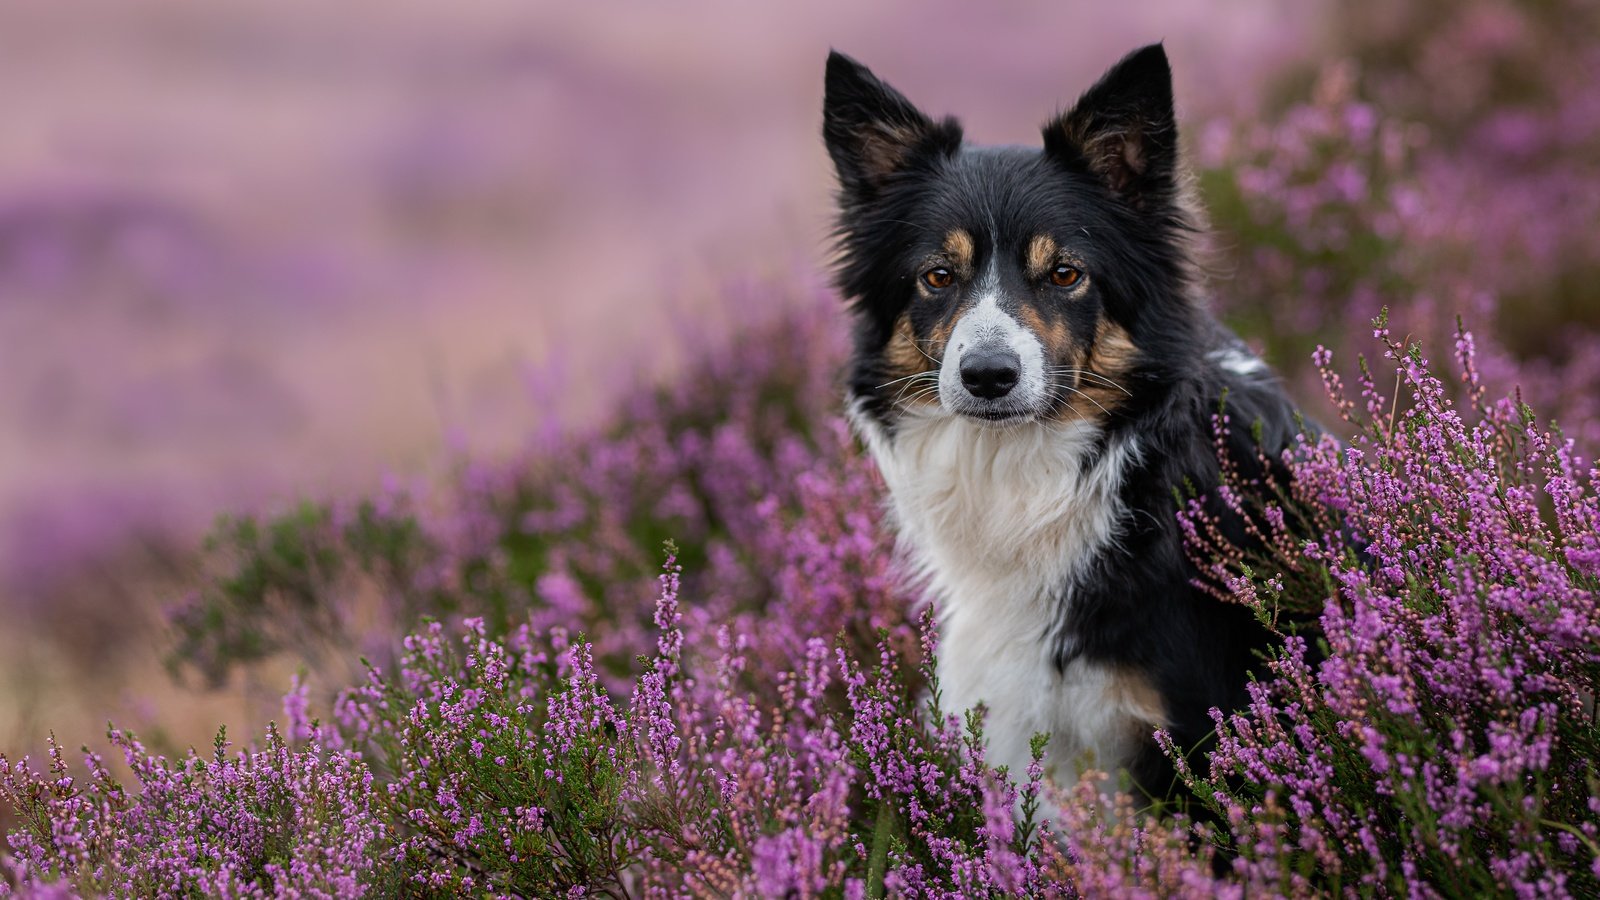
[1050,264,1083,288]
[922,267,954,290]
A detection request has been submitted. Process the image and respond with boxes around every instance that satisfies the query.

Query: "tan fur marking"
[942,229,976,279]
[1090,320,1139,378]
[1050,318,1138,424]
[928,309,960,353]
[886,313,933,375]
[1047,319,1073,359]
[883,313,939,408]
[1109,668,1168,736]
[1016,305,1074,364]
[1081,319,1139,415]
[1016,305,1047,336]
[1025,235,1058,279]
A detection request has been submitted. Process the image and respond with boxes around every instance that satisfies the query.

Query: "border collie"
[823,44,1303,795]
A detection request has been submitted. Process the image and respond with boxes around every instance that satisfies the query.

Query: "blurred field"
[0,2,1322,754]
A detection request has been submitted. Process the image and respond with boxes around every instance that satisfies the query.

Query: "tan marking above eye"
[1026,234,1058,279]
[942,229,975,275]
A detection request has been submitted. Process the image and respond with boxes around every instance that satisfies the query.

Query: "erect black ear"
[823,50,962,200]
[1043,43,1179,211]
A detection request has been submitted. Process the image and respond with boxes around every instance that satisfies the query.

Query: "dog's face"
[825,45,1194,427]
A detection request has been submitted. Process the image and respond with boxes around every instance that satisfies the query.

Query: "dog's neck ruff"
[849,402,1152,779]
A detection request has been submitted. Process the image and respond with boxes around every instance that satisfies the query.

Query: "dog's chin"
[944,401,1043,427]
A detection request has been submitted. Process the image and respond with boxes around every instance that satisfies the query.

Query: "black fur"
[824,44,1307,794]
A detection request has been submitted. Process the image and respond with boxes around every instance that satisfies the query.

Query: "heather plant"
[1198,61,1426,369]
[162,295,912,699]
[837,624,1057,897]
[11,325,1600,895]
[167,498,439,687]
[1199,0,1600,445]
[335,619,641,894]
[1172,315,1600,896]
[0,725,392,897]
[76,554,1053,896]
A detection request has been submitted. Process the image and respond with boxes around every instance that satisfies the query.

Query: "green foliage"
[167,498,440,686]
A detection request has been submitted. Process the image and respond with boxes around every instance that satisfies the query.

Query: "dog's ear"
[824,50,961,200]
[1042,44,1179,212]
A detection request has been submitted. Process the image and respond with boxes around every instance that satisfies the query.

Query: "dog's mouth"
[936,374,1049,425]
[952,401,1041,425]
[969,408,1027,422]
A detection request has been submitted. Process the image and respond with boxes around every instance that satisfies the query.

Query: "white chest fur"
[850,404,1163,782]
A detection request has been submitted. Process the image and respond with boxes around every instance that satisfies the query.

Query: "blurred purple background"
[0,2,1318,599]
[1,2,1319,745]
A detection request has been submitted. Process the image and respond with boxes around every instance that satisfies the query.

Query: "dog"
[823,43,1304,797]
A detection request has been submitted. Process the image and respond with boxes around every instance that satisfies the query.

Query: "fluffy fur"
[823,44,1305,795]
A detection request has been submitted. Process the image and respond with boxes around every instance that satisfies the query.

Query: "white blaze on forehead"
[938,276,1047,410]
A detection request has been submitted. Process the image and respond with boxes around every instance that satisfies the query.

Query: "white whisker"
[1046,367,1132,397]
[877,371,937,391]
[1046,382,1113,418]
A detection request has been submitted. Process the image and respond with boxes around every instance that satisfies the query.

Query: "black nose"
[960,350,1021,399]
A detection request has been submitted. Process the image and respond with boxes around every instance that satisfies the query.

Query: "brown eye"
[922,267,953,290]
[1050,265,1082,288]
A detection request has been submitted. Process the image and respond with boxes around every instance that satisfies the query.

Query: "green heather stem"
[866,801,894,899]
[1542,818,1600,862]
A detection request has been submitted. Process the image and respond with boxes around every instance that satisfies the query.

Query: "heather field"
[4,1,1600,897]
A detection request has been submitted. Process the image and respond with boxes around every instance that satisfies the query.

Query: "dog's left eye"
[922,267,954,290]
[1050,265,1083,288]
